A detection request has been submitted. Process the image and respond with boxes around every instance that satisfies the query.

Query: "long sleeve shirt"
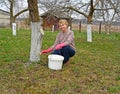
[51,29,76,51]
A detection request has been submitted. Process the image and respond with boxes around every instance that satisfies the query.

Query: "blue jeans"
[51,46,75,64]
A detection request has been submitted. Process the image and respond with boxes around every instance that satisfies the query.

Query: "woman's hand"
[40,48,53,54]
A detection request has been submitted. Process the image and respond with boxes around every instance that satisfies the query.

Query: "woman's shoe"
[63,61,70,66]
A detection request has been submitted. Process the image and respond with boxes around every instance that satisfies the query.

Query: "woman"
[41,19,76,65]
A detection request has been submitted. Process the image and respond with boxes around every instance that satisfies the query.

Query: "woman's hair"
[58,19,68,27]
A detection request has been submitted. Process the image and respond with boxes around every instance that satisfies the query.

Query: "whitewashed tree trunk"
[87,24,92,42]
[12,23,17,36]
[52,25,54,33]
[68,26,70,30]
[30,22,44,62]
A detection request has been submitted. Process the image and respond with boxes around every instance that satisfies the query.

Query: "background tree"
[0,0,28,27]
[38,0,75,30]
[66,0,97,42]
[38,0,70,15]
[38,0,97,42]
[66,0,120,41]
[95,0,120,34]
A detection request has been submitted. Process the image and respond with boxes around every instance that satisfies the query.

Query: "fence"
[72,23,120,33]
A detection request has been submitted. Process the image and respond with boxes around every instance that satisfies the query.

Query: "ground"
[0,28,120,94]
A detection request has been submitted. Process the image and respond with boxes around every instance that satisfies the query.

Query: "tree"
[27,0,44,62]
[0,0,28,26]
[0,0,28,35]
[67,0,97,42]
[39,0,97,42]
[95,0,120,34]
[38,0,74,30]
[66,0,120,41]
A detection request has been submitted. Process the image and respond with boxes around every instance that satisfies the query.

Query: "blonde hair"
[58,19,68,27]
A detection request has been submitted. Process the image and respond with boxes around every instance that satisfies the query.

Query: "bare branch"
[14,8,28,19]
[66,6,87,17]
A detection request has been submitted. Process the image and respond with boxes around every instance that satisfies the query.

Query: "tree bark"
[28,0,44,62]
[27,0,39,22]
[30,22,43,62]
[87,24,92,42]
[10,0,14,27]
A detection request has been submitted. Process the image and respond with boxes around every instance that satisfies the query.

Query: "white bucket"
[48,54,64,70]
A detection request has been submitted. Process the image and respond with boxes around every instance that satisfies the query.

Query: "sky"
[0,0,87,20]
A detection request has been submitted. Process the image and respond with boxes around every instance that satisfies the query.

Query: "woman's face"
[59,23,68,32]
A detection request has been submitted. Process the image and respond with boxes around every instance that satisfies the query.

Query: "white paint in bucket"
[48,54,64,70]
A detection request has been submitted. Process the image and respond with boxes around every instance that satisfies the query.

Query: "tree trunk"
[10,0,14,27]
[30,22,43,62]
[28,0,44,62]
[27,0,39,22]
[12,23,17,36]
[87,15,93,42]
[87,24,92,42]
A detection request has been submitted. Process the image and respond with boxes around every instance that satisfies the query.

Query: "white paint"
[52,25,54,33]
[30,22,44,62]
[40,27,44,35]
[12,23,16,36]
[87,24,92,42]
[68,26,70,30]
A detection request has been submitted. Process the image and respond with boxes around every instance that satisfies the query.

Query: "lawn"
[0,28,120,94]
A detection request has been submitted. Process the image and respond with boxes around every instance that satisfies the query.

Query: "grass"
[0,28,120,94]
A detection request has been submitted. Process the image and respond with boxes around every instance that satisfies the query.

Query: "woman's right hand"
[41,50,49,54]
[40,48,53,54]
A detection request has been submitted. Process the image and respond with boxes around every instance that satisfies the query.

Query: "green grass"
[0,28,120,94]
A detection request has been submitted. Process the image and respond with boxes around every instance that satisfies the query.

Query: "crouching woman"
[41,19,76,65]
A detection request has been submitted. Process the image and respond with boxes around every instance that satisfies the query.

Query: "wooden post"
[79,20,81,33]
[99,22,101,34]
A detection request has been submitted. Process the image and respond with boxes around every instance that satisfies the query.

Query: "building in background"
[41,11,72,31]
[0,9,10,28]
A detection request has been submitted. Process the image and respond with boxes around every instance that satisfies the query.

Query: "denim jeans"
[51,46,75,64]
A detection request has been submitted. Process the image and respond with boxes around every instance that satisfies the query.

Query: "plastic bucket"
[48,54,64,70]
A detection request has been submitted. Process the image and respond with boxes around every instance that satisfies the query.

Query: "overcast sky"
[0,0,88,19]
